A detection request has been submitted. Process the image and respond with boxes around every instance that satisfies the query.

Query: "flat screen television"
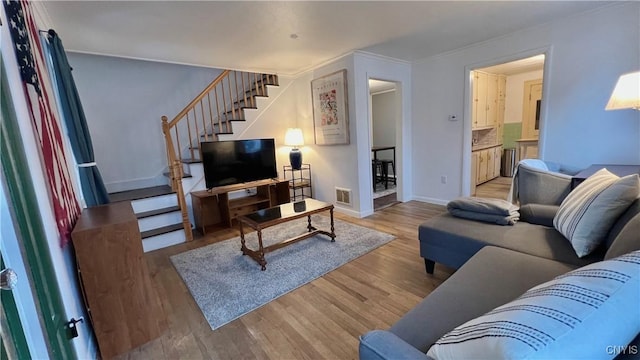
[201,139,278,189]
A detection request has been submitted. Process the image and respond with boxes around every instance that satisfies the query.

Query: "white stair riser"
[142,230,185,253]
[138,212,184,232]
[131,194,177,214]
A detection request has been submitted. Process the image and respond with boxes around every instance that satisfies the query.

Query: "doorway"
[469,54,546,197]
[368,79,400,211]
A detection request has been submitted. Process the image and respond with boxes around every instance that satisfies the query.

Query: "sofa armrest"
[518,165,573,206]
[519,204,559,227]
[359,330,432,360]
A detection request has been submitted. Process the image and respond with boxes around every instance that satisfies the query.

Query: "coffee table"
[237,199,335,270]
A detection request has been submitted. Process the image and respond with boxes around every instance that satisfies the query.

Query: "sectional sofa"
[359,164,640,359]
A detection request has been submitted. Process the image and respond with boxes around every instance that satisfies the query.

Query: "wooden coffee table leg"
[307,215,314,232]
[257,229,267,271]
[240,221,247,254]
[330,208,335,242]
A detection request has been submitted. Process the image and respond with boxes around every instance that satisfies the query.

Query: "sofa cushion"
[419,213,603,269]
[427,251,640,359]
[390,247,577,353]
[605,198,640,260]
[519,204,558,227]
[553,169,639,257]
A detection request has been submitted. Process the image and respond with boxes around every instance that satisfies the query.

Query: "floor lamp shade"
[285,128,304,170]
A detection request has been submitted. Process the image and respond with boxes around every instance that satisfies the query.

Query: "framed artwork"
[311,69,349,145]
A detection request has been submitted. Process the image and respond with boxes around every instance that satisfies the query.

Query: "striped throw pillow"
[552,168,639,257]
[427,251,640,359]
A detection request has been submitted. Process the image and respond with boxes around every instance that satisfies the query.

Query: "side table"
[571,164,640,189]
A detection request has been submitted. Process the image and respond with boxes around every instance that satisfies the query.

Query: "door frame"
[461,46,552,197]
[367,77,402,211]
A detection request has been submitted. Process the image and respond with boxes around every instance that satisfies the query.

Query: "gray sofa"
[359,163,640,359]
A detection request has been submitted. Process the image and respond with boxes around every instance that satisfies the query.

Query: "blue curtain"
[45,30,110,206]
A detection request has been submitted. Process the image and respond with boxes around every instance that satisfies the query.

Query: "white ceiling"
[43,1,611,75]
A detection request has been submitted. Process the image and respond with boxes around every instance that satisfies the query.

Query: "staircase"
[112,70,280,252]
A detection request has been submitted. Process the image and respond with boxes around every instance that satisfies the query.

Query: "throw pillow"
[427,251,640,359]
[552,168,639,257]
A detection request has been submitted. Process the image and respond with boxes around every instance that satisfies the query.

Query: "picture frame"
[311,69,349,145]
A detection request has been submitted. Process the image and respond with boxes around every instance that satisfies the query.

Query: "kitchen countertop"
[472,143,503,152]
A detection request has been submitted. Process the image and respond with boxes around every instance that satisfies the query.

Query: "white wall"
[283,52,412,217]
[293,55,361,215]
[504,69,544,124]
[372,91,397,147]
[412,3,640,204]
[68,53,222,192]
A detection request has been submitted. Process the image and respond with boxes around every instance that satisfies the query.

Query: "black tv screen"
[201,139,278,189]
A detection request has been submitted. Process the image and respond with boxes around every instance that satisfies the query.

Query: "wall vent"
[335,187,352,206]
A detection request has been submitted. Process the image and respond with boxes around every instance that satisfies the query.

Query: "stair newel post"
[172,158,193,242]
[162,116,178,192]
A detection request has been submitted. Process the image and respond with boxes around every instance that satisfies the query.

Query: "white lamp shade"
[284,128,304,147]
[606,71,640,110]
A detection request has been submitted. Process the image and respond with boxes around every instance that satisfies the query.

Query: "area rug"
[170,215,395,330]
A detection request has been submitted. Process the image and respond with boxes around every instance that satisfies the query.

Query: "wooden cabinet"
[494,146,502,179]
[473,71,488,129]
[473,145,503,186]
[71,202,166,359]
[472,71,505,130]
[471,151,479,195]
[191,179,290,234]
[496,75,507,142]
[486,73,498,127]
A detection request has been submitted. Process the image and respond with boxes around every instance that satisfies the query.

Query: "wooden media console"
[191,178,290,234]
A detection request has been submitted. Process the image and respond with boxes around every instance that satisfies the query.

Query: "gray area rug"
[170,215,395,330]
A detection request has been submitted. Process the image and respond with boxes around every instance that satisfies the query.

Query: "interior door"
[522,79,543,139]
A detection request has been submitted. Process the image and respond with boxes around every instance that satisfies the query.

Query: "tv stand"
[191,179,290,234]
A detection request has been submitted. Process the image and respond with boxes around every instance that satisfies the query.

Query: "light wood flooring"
[117,201,453,360]
[475,176,512,200]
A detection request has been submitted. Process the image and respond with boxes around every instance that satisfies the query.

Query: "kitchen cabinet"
[473,145,503,186]
[472,71,506,130]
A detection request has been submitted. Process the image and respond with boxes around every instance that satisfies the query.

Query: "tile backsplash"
[472,127,497,147]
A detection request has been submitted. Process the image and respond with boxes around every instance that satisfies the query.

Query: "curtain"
[45,30,110,207]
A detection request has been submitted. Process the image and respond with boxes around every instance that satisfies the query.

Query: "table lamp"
[284,128,304,169]
[605,71,640,110]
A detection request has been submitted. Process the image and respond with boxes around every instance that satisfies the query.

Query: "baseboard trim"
[412,196,448,206]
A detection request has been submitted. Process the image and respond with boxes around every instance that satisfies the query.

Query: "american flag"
[4,0,81,246]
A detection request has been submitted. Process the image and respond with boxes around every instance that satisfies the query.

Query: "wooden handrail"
[166,69,231,128]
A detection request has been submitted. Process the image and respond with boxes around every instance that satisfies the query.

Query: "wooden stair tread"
[136,206,181,219]
[141,223,185,239]
[109,185,174,202]
[163,171,193,178]
[180,159,202,164]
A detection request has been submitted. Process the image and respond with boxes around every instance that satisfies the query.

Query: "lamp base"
[289,148,302,170]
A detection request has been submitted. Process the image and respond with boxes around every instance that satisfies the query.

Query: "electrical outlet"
[441,175,447,184]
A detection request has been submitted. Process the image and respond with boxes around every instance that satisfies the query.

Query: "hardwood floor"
[475,176,512,200]
[116,201,453,360]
